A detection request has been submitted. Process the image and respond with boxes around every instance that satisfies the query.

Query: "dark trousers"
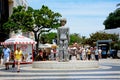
[12,60,15,68]
[69,55,72,60]
[95,55,99,61]
[88,54,91,60]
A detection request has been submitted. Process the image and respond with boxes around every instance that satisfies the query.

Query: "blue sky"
[27,0,119,37]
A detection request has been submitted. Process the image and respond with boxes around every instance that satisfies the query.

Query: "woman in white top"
[81,48,86,60]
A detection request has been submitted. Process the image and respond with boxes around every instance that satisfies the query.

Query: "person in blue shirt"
[3,45,11,70]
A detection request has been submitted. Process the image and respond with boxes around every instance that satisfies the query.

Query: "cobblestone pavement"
[0,59,120,80]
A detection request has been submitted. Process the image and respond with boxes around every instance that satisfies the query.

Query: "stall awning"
[1,35,37,45]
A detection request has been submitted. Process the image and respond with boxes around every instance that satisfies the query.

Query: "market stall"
[1,35,36,63]
[38,43,58,61]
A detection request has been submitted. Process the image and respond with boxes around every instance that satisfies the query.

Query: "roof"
[97,40,112,43]
[1,35,37,45]
[100,28,120,39]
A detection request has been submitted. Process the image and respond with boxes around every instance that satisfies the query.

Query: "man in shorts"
[3,45,11,70]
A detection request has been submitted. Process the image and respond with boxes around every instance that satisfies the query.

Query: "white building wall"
[8,0,28,16]
[8,0,28,37]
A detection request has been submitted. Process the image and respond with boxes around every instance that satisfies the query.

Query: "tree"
[41,32,57,44]
[116,3,120,9]
[3,6,33,33]
[103,3,120,29]
[41,33,84,45]
[69,33,82,45]
[3,5,62,51]
[30,5,61,50]
[85,32,119,47]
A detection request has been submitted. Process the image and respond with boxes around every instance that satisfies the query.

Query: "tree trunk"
[34,32,39,53]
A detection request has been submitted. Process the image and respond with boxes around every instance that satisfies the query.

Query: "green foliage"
[69,33,82,45]
[3,20,18,33]
[117,40,120,49]
[90,32,119,41]
[3,6,34,33]
[41,32,57,44]
[3,5,61,35]
[111,40,120,50]
[3,5,62,50]
[33,5,61,30]
[103,4,120,29]
[40,33,84,45]
[85,32,119,46]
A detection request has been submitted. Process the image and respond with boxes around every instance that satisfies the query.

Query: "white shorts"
[3,57,9,64]
[15,59,22,62]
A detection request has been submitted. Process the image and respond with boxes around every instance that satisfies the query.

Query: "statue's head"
[60,18,67,26]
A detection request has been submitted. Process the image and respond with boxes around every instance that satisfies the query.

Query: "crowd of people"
[68,44,102,61]
[0,43,103,73]
[34,48,57,61]
[33,43,102,61]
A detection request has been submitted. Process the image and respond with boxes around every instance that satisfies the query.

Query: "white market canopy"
[1,35,37,45]
[39,43,51,48]
[39,43,58,49]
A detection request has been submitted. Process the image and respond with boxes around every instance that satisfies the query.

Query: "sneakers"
[12,64,15,68]
[5,66,9,70]
[17,69,20,73]
[5,68,7,70]
[17,70,20,73]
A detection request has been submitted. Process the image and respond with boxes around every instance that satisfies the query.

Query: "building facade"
[8,0,28,16]
[0,0,9,41]
[0,0,28,41]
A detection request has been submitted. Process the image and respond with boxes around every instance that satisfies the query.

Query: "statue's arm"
[57,28,60,45]
[67,28,70,42]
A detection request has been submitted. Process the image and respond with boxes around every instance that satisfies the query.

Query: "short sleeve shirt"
[3,48,11,58]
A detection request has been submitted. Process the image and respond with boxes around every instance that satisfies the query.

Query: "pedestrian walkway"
[0,70,120,80]
[99,58,120,64]
[0,68,120,80]
[0,59,120,80]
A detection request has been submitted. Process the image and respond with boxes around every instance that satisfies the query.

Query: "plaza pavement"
[0,59,120,80]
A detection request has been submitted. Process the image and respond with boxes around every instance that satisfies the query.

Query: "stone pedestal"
[117,50,120,57]
[32,60,99,69]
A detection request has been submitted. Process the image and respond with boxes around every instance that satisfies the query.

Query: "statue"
[57,18,70,62]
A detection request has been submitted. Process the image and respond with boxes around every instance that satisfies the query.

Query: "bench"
[5,61,32,65]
